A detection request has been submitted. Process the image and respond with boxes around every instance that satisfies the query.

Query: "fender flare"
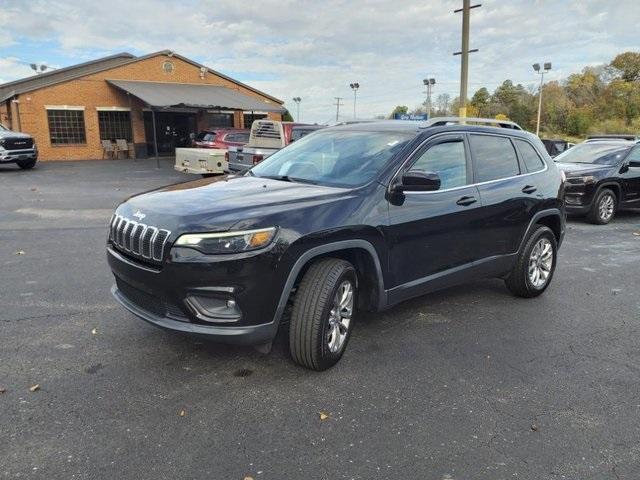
[595,181,622,204]
[271,240,386,325]
[517,208,565,253]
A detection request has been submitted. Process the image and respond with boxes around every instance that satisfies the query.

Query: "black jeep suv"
[555,140,640,224]
[107,119,565,370]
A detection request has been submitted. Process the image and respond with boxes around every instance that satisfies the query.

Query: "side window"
[515,139,545,173]
[627,147,640,166]
[469,134,520,183]
[410,139,468,190]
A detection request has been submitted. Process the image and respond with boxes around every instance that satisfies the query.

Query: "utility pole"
[334,97,343,122]
[453,1,480,120]
[533,62,552,136]
[349,83,359,119]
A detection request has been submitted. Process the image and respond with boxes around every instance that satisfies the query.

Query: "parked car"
[192,128,249,149]
[556,141,640,224]
[227,120,324,172]
[542,138,574,157]
[107,118,565,370]
[585,134,640,143]
[0,123,38,169]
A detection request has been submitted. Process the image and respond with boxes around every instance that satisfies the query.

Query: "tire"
[17,159,37,170]
[505,225,557,298]
[289,258,357,371]
[587,188,616,225]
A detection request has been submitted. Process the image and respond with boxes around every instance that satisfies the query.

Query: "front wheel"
[505,225,557,298]
[587,188,616,225]
[17,159,37,170]
[289,258,357,371]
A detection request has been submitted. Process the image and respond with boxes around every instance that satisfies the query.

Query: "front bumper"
[0,149,37,163]
[107,245,285,345]
[563,181,596,215]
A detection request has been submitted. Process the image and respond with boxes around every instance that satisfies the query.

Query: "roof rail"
[421,116,523,131]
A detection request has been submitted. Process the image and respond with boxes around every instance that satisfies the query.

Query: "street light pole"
[423,78,435,117]
[533,62,552,136]
[349,83,360,119]
[292,97,302,121]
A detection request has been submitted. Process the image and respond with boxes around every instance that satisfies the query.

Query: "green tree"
[610,52,640,82]
[389,105,409,119]
[470,87,490,116]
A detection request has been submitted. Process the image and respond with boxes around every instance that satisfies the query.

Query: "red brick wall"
[13,54,282,161]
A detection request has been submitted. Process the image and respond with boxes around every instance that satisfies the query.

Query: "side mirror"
[629,160,640,168]
[396,170,441,192]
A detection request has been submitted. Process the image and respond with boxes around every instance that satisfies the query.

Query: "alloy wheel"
[598,194,615,222]
[326,280,354,353]
[528,237,553,289]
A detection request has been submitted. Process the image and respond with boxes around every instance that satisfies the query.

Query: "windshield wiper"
[258,175,318,185]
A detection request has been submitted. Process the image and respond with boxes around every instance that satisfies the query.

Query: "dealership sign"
[394,113,428,121]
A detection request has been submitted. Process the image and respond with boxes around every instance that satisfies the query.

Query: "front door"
[386,133,482,294]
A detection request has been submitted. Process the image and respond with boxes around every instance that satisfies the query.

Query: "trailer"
[174,148,227,176]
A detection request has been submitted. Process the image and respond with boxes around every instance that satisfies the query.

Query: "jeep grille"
[109,214,171,262]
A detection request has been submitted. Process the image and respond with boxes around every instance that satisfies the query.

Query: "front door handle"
[456,195,477,206]
[522,185,537,194]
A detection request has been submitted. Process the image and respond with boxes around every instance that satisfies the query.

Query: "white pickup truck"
[174,148,227,177]
[227,120,323,173]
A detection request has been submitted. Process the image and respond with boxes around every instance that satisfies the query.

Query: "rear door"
[621,146,640,205]
[470,134,544,260]
[387,133,483,289]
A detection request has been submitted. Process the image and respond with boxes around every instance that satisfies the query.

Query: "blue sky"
[1,0,638,123]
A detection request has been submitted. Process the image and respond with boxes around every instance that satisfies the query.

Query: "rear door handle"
[522,185,537,194]
[456,195,477,206]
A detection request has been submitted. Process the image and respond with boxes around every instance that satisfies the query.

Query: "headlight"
[566,175,596,185]
[581,175,596,184]
[174,227,277,254]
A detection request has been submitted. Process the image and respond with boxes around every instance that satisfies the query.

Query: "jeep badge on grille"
[133,210,146,220]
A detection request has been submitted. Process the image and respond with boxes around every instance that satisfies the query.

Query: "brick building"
[0,50,284,161]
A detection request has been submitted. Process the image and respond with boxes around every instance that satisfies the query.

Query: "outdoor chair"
[115,139,129,159]
[101,140,116,159]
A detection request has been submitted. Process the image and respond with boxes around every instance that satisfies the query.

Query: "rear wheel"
[587,188,616,225]
[505,225,557,298]
[17,159,37,170]
[289,258,356,371]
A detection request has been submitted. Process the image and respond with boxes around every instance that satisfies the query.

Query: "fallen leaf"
[30,187,37,192]
[91,328,98,335]
[531,424,538,432]
[0,387,6,394]
[319,411,330,421]
[29,384,40,392]
[179,409,186,417]
[244,477,255,480]
[15,250,25,255]
[633,232,640,236]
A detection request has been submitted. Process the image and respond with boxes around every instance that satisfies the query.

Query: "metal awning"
[107,79,285,112]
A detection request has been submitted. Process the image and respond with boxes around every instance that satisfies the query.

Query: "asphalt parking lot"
[1,159,640,480]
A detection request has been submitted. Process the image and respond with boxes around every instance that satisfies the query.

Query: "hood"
[116,175,355,233]
[555,162,613,176]
[0,129,32,139]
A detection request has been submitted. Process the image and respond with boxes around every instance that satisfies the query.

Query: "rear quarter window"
[469,134,520,183]
[515,139,546,173]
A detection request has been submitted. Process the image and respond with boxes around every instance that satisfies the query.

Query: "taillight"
[253,155,264,165]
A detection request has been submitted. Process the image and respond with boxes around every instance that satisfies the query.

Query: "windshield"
[555,143,631,165]
[291,128,319,142]
[196,132,216,141]
[250,129,413,187]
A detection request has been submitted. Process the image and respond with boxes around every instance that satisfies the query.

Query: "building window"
[205,112,234,128]
[98,111,132,142]
[47,109,86,145]
[243,113,268,128]
[162,61,174,73]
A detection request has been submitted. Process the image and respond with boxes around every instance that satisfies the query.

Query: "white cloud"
[1,0,638,122]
